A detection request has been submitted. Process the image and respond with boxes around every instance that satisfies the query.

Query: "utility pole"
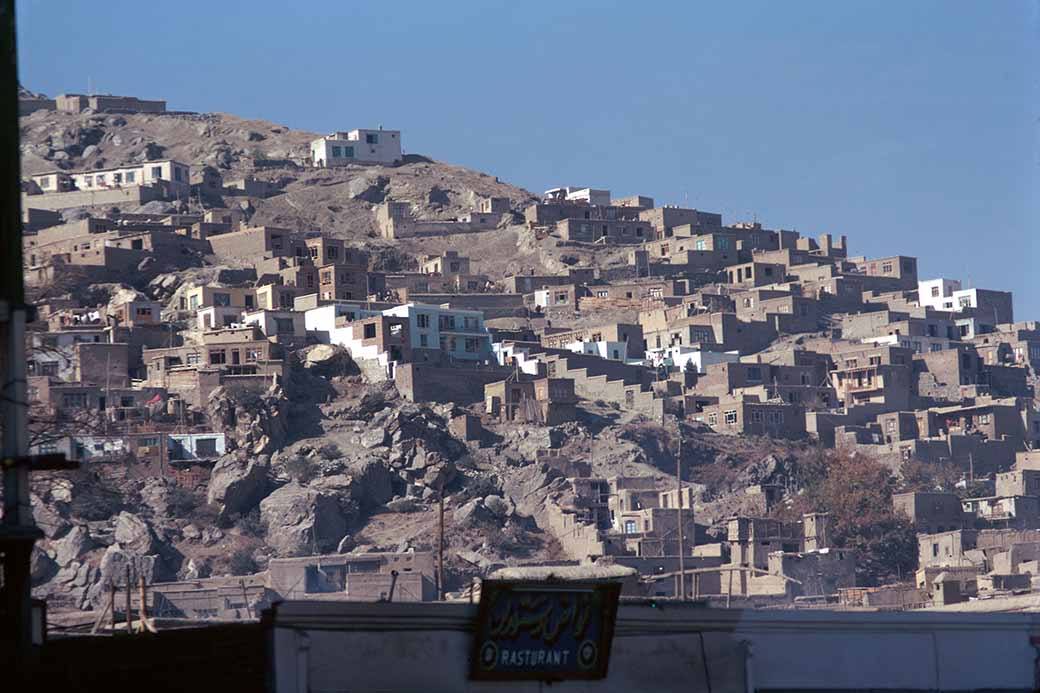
[676,423,686,602]
[437,479,445,601]
[125,565,133,635]
[0,0,54,673]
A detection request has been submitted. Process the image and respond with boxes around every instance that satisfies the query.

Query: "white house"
[565,339,630,362]
[306,301,493,364]
[310,129,402,167]
[917,278,963,312]
[646,346,740,373]
[31,160,191,199]
[382,303,493,362]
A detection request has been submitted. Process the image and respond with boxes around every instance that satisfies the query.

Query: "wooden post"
[125,565,133,635]
[438,479,445,601]
[676,428,685,601]
[110,582,117,634]
[138,574,155,634]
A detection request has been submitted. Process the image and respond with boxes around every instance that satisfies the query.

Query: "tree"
[787,449,918,585]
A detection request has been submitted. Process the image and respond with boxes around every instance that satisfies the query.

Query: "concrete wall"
[268,600,1040,692]
[20,184,163,211]
[394,363,512,404]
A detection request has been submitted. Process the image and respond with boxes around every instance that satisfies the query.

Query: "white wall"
[269,601,1040,693]
[566,340,628,362]
[311,129,402,167]
[918,278,963,311]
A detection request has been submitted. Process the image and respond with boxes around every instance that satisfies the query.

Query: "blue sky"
[18,1,1038,318]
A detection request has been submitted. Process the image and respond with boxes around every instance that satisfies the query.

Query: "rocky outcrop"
[302,344,356,378]
[208,384,289,456]
[53,525,95,567]
[114,512,158,555]
[207,453,271,520]
[260,483,349,556]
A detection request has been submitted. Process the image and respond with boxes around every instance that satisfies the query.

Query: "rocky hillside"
[30,340,817,607]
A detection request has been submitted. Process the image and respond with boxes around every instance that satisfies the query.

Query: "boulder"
[181,524,202,542]
[260,483,349,557]
[53,525,95,567]
[359,427,387,449]
[386,497,422,513]
[181,558,209,580]
[483,495,514,519]
[303,344,355,377]
[114,512,157,555]
[207,453,271,520]
[139,478,172,517]
[31,494,70,539]
[30,545,57,584]
[453,499,495,528]
[94,546,157,591]
[347,174,389,203]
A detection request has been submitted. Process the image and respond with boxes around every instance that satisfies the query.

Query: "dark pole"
[437,479,445,601]
[0,0,38,669]
[676,424,686,601]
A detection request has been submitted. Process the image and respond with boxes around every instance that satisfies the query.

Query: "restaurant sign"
[469,580,621,681]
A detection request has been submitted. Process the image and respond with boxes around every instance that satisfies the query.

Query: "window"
[931,286,941,298]
[39,362,59,376]
[439,315,456,330]
[126,171,135,183]
[62,393,88,408]
[723,410,738,425]
[882,262,893,273]
[174,168,183,181]
[363,323,377,339]
[327,247,338,260]
[139,437,159,447]
[84,175,93,186]
[332,146,342,157]
[274,318,294,334]
[978,414,990,425]
[366,133,378,144]
[419,334,428,347]
[151,166,162,179]
[463,317,478,331]
[113,172,122,183]
[930,343,943,352]
[209,350,226,365]
[746,366,762,381]
[186,352,200,365]
[343,146,354,157]
[707,413,718,426]
[321,271,332,284]
[416,314,430,329]
[213,292,231,307]
[751,410,763,423]
[959,296,972,308]
[886,420,896,432]
[196,438,218,457]
[465,337,480,353]
[695,239,706,251]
